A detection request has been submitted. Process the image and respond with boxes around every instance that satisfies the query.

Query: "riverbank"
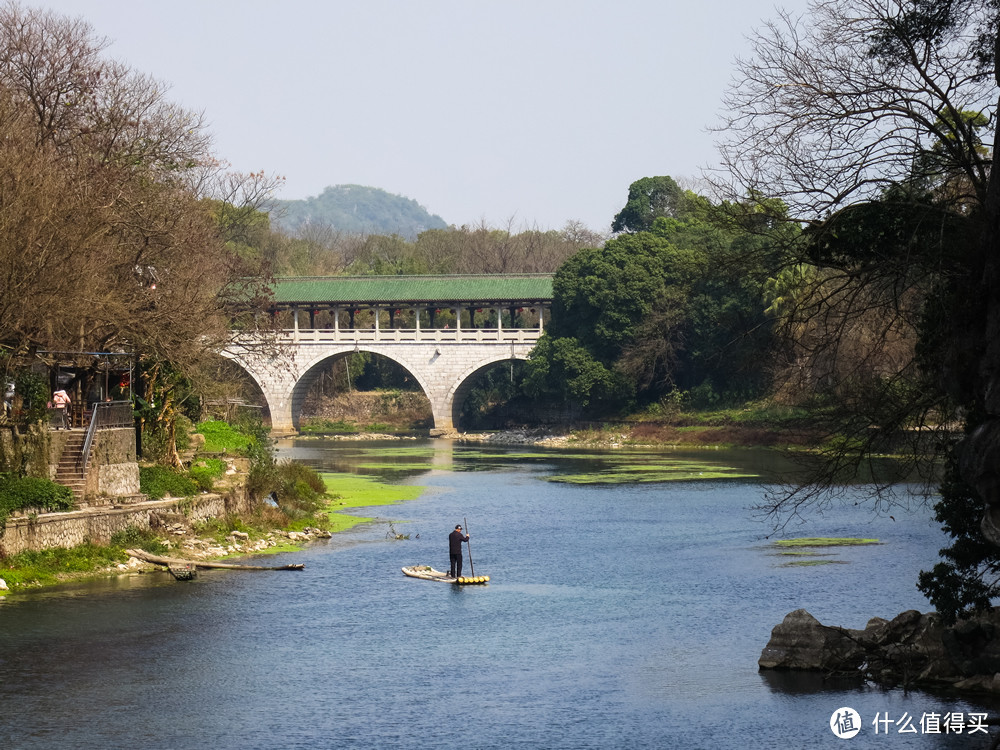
[459,422,820,449]
[0,469,425,594]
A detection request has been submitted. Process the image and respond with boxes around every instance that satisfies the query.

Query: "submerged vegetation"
[319,473,424,533]
[767,537,881,568]
[773,537,881,547]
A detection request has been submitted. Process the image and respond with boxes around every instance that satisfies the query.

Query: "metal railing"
[81,400,133,473]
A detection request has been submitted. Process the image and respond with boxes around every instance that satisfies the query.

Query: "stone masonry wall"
[1,424,253,555]
[88,428,139,499]
[0,491,244,556]
[0,423,50,477]
[45,427,139,500]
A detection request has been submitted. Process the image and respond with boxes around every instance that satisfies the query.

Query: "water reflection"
[759,668,867,695]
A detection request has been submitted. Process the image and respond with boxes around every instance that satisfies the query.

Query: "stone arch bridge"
[222,275,552,435]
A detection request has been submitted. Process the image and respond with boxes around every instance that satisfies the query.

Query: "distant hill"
[271,185,448,239]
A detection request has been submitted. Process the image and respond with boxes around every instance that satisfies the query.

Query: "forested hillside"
[272,185,447,239]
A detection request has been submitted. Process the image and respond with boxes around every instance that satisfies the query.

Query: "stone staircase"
[54,430,87,500]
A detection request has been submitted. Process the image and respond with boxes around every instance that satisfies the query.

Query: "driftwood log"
[126,549,305,571]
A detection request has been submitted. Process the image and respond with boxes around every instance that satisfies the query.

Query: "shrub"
[0,474,75,529]
[14,371,48,423]
[188,458,226,492]
[109,525,168,555]
[195,420,252,454]
[174,413,193,453]
[248,459,327,519]
[139,466,198,499]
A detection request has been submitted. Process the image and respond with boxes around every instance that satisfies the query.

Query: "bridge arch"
[289,347,430,430]
[448,354,531,430]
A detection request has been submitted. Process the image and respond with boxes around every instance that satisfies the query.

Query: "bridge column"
[261,386,296,435]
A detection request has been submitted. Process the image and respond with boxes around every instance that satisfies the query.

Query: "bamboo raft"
[401,565,489,585]
[127,549,305,580]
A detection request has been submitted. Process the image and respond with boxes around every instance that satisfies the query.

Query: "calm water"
[1,439,997,749]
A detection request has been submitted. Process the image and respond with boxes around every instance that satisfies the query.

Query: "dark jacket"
[449,530,469,554]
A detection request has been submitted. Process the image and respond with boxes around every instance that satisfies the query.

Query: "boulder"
[761,607,1000,693]
[759,609,866,671]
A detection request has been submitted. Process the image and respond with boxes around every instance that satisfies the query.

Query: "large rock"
[761,607,1000,693]
[759,609,866,671]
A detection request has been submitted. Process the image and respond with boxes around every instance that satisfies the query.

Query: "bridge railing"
[281,327,542,344]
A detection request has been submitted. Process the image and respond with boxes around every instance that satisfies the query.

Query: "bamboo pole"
[464,516,475,576]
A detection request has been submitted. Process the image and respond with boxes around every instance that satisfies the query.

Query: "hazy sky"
[27,0,809,232]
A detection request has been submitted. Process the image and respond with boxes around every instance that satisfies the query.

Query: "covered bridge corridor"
[222,274,553,434]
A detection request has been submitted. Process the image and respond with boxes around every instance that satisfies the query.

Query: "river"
[1,439,997,749]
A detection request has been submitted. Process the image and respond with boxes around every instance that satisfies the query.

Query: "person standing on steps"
[52,389,71,430]
[449,524,470,579]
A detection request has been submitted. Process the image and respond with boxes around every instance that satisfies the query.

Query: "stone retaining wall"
[0,488,250,556]
[89,428,140,498]
[0,424,49,477]
[1,425,255,556]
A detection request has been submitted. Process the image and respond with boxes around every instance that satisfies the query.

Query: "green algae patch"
[356,461,455,473]
[545,457,758,485]
[768,537,880,569]
[781,559,850,567]
[774,550,826,556]
[320,472,424,533]
[773,537,880,547]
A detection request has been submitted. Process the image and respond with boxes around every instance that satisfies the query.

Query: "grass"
[195,420,253,453]
[300,419,400,434]
[139,465,199,499]
[189,458,227,491]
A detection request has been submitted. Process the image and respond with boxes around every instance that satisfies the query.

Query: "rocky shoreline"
[760,608,1000,694]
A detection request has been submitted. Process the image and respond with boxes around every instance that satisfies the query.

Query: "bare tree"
[713,0,1000,618]
[0,2,281,447]
[715,0,994,218]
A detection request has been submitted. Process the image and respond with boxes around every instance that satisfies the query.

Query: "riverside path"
[222,275,552,435]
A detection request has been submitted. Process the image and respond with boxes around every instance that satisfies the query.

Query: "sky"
[26,0,810,233]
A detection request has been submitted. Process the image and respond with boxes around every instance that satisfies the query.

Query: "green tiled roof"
[269,274,553,307]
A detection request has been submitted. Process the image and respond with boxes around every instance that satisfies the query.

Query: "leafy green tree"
[522,337,629,408]
[918,437,1000,623]
[611,176,685,233]
[346,234,429,275]
[539,189,783,409]
[549,232,685,362]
